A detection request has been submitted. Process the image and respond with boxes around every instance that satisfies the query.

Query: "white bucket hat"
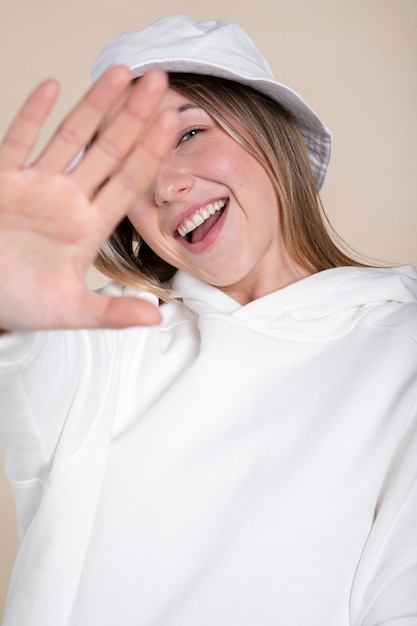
[92,14,332,190]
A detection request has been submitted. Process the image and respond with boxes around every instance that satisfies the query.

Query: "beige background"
[0,0,416,617]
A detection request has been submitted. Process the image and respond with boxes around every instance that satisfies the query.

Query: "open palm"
[0,67,178,331]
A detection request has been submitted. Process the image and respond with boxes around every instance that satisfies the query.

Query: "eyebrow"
[177,103,201,113]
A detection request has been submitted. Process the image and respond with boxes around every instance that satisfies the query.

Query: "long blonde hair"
[94,74,366,300]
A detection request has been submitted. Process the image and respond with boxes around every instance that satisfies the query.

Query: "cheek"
[230,149,279,216]
[190,134,247,181]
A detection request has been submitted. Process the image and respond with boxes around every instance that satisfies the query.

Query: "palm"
[1,170,104,329]
[0,68,178,331]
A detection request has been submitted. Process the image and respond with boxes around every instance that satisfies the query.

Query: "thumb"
[82,293,162,329]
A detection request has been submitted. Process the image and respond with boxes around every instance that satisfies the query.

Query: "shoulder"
[340,264,417,342]
[363,300,417,344]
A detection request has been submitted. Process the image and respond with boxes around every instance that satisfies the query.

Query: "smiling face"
[127,88,309,304]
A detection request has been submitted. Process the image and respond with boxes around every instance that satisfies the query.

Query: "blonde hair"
[94,74,366,300]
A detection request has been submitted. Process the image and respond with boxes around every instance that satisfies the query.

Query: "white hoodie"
[1,265,417,626]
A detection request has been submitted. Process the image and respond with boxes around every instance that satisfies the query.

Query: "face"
[128,89,307,304]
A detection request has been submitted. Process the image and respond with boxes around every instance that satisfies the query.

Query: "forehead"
[159,87,199,112]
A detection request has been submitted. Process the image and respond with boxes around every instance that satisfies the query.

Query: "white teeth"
[193,214,205,227]
[177,199,226,237]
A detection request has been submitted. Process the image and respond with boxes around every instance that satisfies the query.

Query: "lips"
[176,199,227,242]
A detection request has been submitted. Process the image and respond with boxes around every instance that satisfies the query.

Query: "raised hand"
[0,67,179,332]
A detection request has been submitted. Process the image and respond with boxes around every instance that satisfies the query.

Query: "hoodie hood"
[169,265,417,340]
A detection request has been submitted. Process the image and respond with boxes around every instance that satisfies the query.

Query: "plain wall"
[0,0,416,617]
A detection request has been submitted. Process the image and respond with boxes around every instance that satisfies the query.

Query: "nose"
[153,155,194,206]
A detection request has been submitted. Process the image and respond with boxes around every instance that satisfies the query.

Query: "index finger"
[94,106,179,235]
[70,69,172,196]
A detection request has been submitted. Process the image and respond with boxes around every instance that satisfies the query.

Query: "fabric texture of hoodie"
[1,265,417,626]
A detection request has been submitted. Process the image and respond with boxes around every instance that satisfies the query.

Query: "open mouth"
[176,199,227,244]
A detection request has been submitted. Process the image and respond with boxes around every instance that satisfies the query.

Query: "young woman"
[0,15,416,626]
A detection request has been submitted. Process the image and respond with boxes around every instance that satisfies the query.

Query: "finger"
[0,80,59,170]
[34,65,132,173]
[81,293,162,328]
[95,107,179,232]
[71,69,170,196]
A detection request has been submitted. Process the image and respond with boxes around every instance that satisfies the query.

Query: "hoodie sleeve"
[0,331,87,467]
[350,396,417,625]
[0,330,92,537]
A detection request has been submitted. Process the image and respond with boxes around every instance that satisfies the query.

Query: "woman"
[0,15,416,626]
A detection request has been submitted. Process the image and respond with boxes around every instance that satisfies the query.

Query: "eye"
[177,127,203,145]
